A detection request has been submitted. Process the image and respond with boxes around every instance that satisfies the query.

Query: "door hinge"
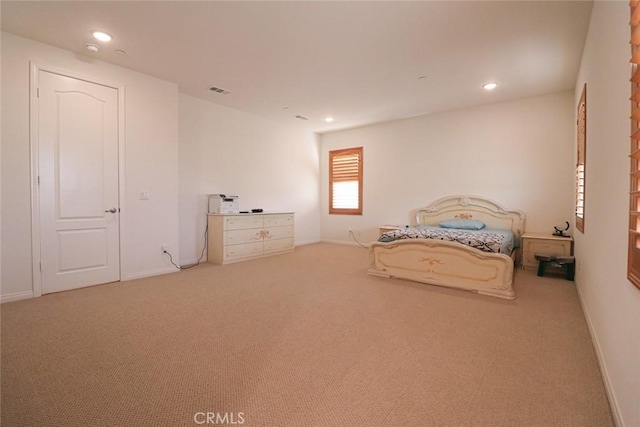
[37,176,40,185]
[39,262,42,271]
[37,88,40,98]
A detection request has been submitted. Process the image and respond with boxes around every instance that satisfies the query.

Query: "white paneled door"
[38,70,120,294]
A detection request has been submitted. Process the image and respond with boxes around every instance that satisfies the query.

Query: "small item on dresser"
[251,208,263,213]
[208,194,239,214]
[239,211,249,214]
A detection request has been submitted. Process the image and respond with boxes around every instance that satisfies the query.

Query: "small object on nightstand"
[251,208,263,213]
[553,221,571,237]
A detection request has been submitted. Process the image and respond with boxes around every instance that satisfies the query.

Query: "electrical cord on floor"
[163,249,181,270]
[349,229,369,249]
[163,224,208,270]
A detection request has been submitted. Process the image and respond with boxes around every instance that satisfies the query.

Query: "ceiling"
[1,1,593,134]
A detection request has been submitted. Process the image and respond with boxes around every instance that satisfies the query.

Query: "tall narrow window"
[576,84,586,233]
[628,1,640,290]
[329,147,363,215]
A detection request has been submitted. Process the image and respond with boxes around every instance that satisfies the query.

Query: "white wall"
[319,91,575,244]
[1,33,180,301]
[178,94,321,264]
[574,2,640,426]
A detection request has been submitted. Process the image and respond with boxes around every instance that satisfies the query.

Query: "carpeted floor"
[1,243,613,426]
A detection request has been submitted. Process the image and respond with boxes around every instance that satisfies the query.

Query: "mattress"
[378,225,515,254]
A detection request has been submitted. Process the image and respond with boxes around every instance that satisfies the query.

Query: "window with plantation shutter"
[576,84,586,233]
[329,147,363,215]
[629,1,640,290]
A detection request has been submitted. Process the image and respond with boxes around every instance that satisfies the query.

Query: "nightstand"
[521,233,573,269]
[379,225,402,237]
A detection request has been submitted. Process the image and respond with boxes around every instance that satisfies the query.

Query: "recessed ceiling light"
[85,44,100,53]
[418,76,427,80]
[483,82,497,90]
[92,31,112,42]
[209,86,231,95]
[324,117,334,123]
[115,49,126,55]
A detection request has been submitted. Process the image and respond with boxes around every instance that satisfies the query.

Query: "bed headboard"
[415,195,526,239]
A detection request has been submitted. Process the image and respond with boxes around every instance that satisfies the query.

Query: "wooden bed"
[367,195,526,300]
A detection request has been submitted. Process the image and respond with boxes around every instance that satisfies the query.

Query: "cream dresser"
[207,212,294,265]
[521,233,573,269]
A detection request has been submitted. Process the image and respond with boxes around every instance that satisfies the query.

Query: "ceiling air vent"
[295,115,309,121]
[209,86,230,95]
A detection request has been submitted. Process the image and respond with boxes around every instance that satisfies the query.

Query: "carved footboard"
[367,239,515,300]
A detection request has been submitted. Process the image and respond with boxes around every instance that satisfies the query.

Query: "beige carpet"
[1,243,613,427]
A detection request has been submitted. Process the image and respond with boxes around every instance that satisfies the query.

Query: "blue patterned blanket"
[377,225,515,254]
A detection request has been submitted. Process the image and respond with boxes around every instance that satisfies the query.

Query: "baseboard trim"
[1,291,35,304]
[123,266,179,281]
[320,239,370,248]
[294,238,322,247]
[575,283,623,427]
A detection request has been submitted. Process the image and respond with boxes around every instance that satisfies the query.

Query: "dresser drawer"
[264,238,294,254]
[263,226,294,241]
[224,242,263,260]
[225,216,263,231]
[264,214,294,227]
[225,228,264,246]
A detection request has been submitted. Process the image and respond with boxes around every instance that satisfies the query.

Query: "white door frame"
[29,62,126,297]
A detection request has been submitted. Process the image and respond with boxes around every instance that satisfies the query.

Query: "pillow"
[439,219,486,230]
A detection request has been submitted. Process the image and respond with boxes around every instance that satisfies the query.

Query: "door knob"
[105,208,117,213]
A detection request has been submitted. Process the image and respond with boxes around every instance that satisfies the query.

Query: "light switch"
[140,191,150,200]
